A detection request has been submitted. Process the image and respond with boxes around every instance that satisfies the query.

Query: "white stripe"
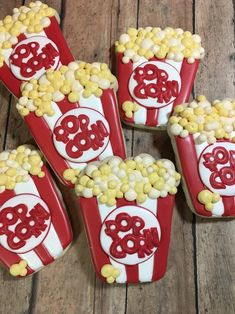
[132,57,148,70]
[98,198,116,222]
[79,93,104,114]
[138,197,158,215]
[193,133,209,158]
[14,178,40,196]
[165,59,183,73]
[109,258,127,283]
[211,198,224,217]
[43,101,62,131]
[157,103,174,126]
[19,251,44,271]
[133,106,147,125]
[24,30,47,38]
[42,224,63,258]
[98,143,113,160]
[138,255,155,282]
[66,161,87,170]
[2,48,13,66]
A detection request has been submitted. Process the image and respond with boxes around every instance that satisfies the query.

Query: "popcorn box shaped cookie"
[16,61,126,187]
[76,154,180,283]
[0,146,73,277]
[0,1,74,97]
[168,96,235,218]
[115,27,204,129]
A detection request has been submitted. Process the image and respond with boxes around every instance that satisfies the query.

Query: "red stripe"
[0,189,16,207]
[34,244,54,265]
[56,97,80,114]
[152,195,174,281]
[146,108,159,127]
[0,33,27,97]
[173,59,199,107]
[79,197,110,282]
[24,114,72,187]
[44,17,74,65]
[31,165,73,250]
[222,196,235,217]
[175,135,212,217]
[100,89,126,159]
[116,198,136,207]
[116,53,135,124]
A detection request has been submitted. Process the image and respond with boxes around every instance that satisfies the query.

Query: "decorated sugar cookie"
[16,61,126,187]
[0,1,73,97]
[168,96,235,218]
[115,27,204,128]
[0,145,72,277]
[76,154,181,283]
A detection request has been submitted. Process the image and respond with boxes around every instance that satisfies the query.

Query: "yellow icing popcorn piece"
[17,61,118,117]
[169,96,235,143]
[116,27,204,64]
[0,1,57,67]
[10,260,28,277]
[122,101,140,118]
[0,145,44,191]
[63,168,80,184]
[198,190,220,211]
[75,154,180,206]
[101,264,120,284]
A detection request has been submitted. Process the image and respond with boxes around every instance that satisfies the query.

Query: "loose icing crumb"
[169,96,235,143]
[122,101,140,118]
[115,27,204,64]
[17,61,118,117]
[198,189,220,211]
[9,260,28,277]
[0,1,57,68]
[75,154,181,206]
[101,264,120,284]
[0,145,45,193]
[63,168,81,185]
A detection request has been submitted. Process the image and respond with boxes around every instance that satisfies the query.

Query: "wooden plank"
[0,1,34,314]
[26,1,126,313]
[126,1,197,314]
[195,1,235,313]
[93,0,139,307]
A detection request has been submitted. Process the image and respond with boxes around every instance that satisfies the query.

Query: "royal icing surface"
[78,154,179,283]
[169,96,235,218]
[0,145,72,277]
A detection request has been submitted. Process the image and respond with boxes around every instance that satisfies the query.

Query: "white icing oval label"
[53,108,110,163]
[199,142,235,196]
[128,60,181,109]
[0,194,51,254]
[100,205,161,265]
[9,36,60,80]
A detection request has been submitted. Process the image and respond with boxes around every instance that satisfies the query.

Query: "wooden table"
[0,1,234,313]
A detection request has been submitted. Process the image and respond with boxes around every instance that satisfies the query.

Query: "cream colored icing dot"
[75,154,181,206]
[115,26,204,64]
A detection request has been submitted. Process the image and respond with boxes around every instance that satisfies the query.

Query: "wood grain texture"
[195,1,235,314]
[0,1,34,314]
[126,1,197,314]
[0,0,234,314]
